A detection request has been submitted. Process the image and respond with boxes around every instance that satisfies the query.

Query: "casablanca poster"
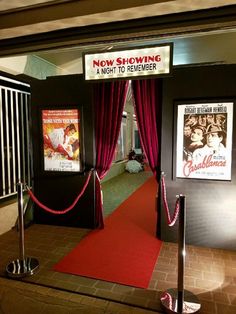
[176,102,233,180]
[42,109,81,172]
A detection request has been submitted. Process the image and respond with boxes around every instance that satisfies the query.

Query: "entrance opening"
[1,24,236,313]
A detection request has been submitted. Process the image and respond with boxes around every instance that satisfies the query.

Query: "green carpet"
[102,170,152,217]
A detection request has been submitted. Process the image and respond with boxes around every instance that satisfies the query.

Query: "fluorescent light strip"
[0,76,30,88]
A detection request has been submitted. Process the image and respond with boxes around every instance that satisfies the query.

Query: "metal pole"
[6,182,39,278]
[17,182,25,262]
[160,194,201,314]
[177,195,185,313]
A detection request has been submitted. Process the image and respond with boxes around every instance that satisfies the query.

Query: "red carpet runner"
[53,176,162,288]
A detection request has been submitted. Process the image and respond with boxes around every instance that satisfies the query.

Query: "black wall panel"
[160,65,236,250]
[30,74,96,228]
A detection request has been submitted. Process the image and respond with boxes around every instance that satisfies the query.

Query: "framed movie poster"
[42,108,82,172]
[176,102,234,180]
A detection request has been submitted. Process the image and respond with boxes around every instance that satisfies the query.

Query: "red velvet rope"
[161,174,180,227]
[26,170,93,215]
[161,291,172,309]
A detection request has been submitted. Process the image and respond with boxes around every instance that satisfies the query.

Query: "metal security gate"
[0,75,31,200]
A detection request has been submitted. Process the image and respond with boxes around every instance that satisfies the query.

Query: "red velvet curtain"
[131,79,162,179]
[94,80,129,228]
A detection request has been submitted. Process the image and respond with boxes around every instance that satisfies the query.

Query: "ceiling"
[1,0,236,40]
[36,29,236,68]
[1,0,236,77]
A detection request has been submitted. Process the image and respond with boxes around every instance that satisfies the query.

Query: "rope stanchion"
[6,182,39,278]
[160,193,201,314]
[161,172,180,227]
[26,169,93,215]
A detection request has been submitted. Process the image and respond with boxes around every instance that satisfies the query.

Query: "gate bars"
[0,79,32,200]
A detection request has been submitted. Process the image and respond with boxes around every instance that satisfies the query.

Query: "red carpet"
[53,176,162,288]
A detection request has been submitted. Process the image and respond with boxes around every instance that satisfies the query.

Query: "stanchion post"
[177,195,185,313]
[6,181,39,278]
[18,182,25,263]
[160,194,201,313]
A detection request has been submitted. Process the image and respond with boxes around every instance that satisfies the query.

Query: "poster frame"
[173,99,234,181]
[40,105,85,174]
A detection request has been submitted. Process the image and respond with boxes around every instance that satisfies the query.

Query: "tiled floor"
[0,171,235,313]
[0,224,235,313]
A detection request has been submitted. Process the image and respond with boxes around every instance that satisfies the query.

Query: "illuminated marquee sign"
[83,43,173,81]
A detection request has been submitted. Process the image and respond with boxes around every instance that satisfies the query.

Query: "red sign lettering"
[183,155,226,177]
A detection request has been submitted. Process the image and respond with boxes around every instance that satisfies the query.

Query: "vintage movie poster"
[176,102,233,180]
[42,109,81,172]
